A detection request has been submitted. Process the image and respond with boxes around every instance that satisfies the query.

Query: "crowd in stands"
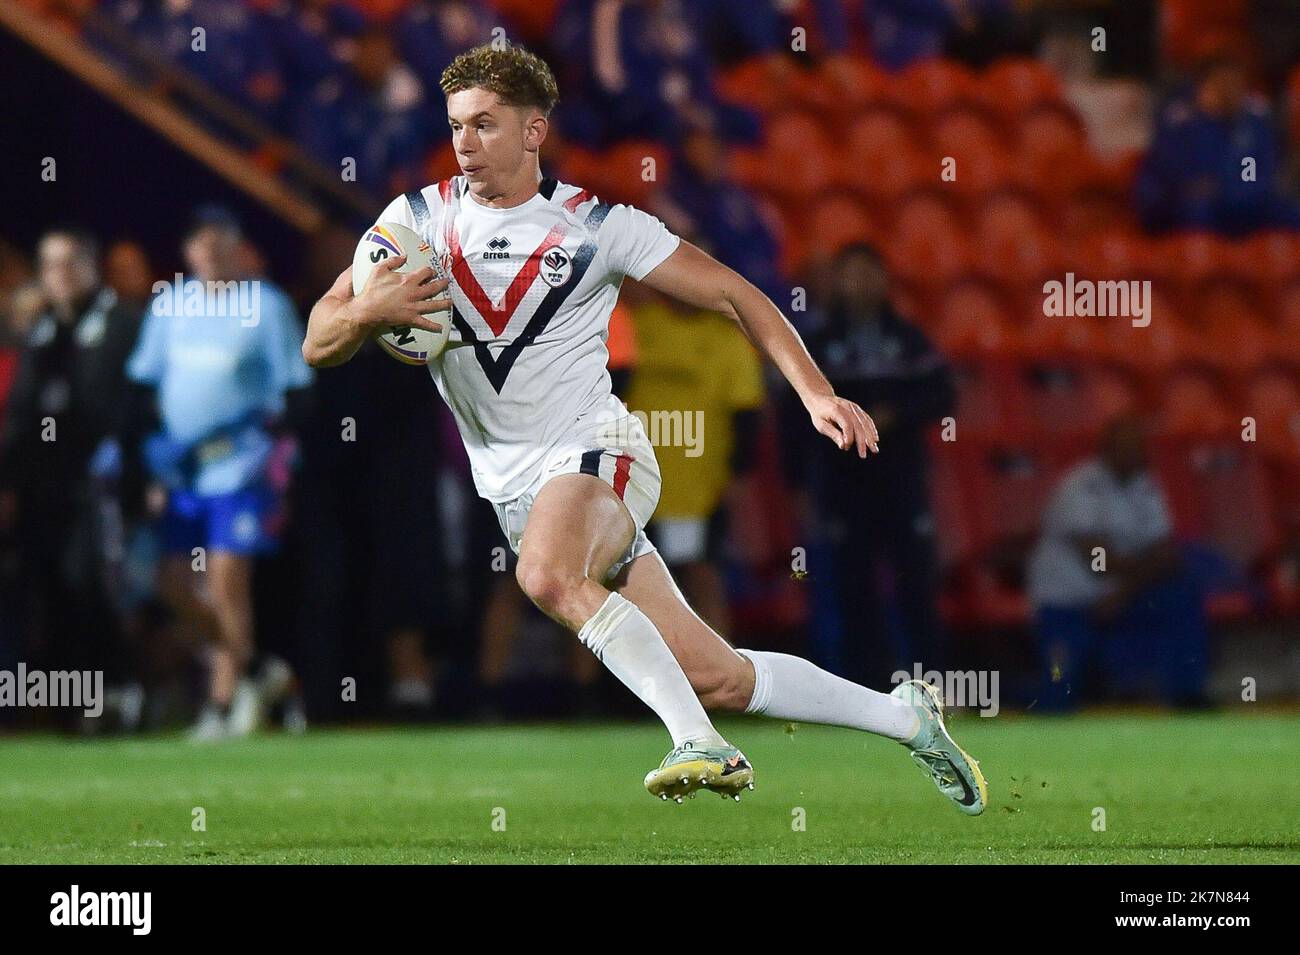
[3,0,1300,731]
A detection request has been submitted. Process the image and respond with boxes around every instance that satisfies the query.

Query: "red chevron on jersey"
[448,218,572,338]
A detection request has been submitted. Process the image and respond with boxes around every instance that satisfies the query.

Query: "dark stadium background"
[3,0,1300,730]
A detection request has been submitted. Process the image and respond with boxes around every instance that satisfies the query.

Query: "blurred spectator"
[107,0,285,119]
[653,122,784,304]
[552,0,760,147]
[258,0,367,123]
[296,27,428,194]
[807,0,1017,71]
[1137,52,1300,235]
[124,205,313,739]
[784,244,955,685]
[104,240,155,314]
[629,290,764,635]
[1026,416,1210,710]
[0,230,143,712]
[395,0,496,93]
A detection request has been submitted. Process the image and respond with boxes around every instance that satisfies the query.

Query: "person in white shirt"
[303,43,987,813]
[1027,416,1209,709]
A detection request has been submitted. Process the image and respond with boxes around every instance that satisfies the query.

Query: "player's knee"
[515,558,580,619]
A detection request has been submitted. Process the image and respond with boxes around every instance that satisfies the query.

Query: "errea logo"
[50,885,151,935]
[484,236,511,259]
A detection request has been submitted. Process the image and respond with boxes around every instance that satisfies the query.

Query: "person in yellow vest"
[626,290,765,636]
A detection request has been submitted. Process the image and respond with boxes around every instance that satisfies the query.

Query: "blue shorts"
[160,485,283,556]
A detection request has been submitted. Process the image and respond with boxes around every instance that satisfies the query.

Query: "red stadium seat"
[844,107,921,163]
[1243,369,1300,463]
[716,55,791,114]
[1238,232,1300,291]
[758,110,834,198]
[928,105,1003,157]
[1151,436,1279,571]
[826,55,892,112]
[1156,369,1236,439]
[803,194,876,265]
[886,59,979,116]
[972,191,1062,289]
[491,0,563,42]
[882,191,970,285]
[977,58,1065,121]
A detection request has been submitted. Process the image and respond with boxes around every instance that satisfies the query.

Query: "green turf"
[2,713,1298,863]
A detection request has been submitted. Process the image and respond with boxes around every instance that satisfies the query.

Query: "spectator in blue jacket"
[1137,53,1300,236]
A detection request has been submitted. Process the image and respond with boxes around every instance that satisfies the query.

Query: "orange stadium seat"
[972,191,1062,290]
[882,190,970,286]
[492,0,563,43]
[845,107,921,163]
[977,58,1065,121]
[851,149,934,210]
[933,278,1014,359]
[757,110,834,198]
[928,105,1003,157]
[1069,230,1157,283]
[1238,231,1300,288]
[716,55,791,114]
[574,141,673,207]
[1244,370,1300,463]
[826,56,892,112]
[1160,0,1251,67]
[803,193,876,265]
[886,59,979,116]
[1015,104,1090,194]
[1156,370,1236,439]
[1151,435,1279,571]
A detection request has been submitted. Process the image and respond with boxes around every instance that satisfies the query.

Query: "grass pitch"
[2,713,1298,863]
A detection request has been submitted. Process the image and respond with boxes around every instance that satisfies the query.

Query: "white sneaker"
[226,679,263,738]
[188,704,229,743]
[891,680,988,816]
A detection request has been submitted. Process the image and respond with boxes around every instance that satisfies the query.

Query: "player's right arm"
[302,257,449,368]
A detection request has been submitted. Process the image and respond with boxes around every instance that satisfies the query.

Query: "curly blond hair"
[440,43,560,115]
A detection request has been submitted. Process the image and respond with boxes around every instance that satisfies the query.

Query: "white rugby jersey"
[377,176,680,503]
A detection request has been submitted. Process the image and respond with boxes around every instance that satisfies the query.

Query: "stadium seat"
[826,55,891,112]
[1243,369,1300,462]
[1239,231,1300,289]
[928,105,1003,158]
[801,193,877,267]
[886,59,979,116]
[933,278,1014,357]
[972,191,1062,289]
[1015,104,1090,192]
[492,0,562,41]
[844,106,921,163]
[716,55,791,115]
[1151,435,1280,573]
[883,190,970,285]
[977,58,1065,121]
[757,110,833,198]
[1156,369,1237,439]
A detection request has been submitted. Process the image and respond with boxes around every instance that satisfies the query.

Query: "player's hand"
[805,393,879,457]
[351,254,450,335]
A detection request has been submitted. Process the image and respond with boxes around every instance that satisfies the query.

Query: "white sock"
[579,592,726,749]
[736,649,920,741]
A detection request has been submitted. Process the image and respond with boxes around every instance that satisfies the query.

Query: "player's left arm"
[639,241,878,456]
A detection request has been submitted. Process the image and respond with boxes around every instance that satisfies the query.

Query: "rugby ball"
[352,221,451,365]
